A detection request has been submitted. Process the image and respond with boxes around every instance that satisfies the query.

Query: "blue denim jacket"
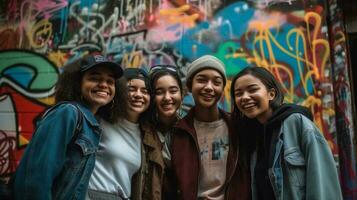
[13,102,101,200]
[251,113,343,200]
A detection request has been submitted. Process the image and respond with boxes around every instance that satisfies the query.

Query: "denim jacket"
[251,113,343,200]
[13,102,101,200]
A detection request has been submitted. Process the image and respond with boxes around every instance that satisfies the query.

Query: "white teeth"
[242,103,255,109]
[131,101,143,106]
[95,91,108,97]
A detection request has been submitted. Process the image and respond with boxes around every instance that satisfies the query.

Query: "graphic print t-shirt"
[194,118,229,200]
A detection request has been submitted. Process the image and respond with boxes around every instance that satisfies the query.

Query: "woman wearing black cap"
[87,68,153,200]
[12,53,125,200]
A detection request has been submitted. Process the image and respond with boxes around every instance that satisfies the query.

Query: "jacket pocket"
[284,147,306,188]
[52,134,96,199]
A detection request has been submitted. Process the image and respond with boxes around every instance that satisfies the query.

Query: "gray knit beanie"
[186,55,226,89]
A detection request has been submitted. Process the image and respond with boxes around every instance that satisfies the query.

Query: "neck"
[91,108,98,114]
[194,106,220,122]
[126,111,139,123]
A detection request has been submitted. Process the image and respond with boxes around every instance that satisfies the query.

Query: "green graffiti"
[0,51,58,91]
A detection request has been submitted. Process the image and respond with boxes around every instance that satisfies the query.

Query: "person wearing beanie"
[186,55,227,89]
[170,55,248,199]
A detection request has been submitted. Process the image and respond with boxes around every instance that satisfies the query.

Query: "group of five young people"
[12,53,342,200]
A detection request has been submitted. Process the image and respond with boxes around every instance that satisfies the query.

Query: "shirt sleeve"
[14,103,79,200]
[299,115,343,200]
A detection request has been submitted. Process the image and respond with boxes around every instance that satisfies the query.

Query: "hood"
[266,103,313,126]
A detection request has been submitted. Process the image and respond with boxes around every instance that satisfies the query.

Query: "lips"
[240,102,258,113]
[92,90,110,98]
[200,93,215,100]
[130,100,145,107]
[161,103,175,110]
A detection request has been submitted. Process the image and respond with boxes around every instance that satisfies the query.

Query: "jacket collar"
[76,103,100,128]
[141,123,165,168]
[175,106,238,185]
[175,106,233,137]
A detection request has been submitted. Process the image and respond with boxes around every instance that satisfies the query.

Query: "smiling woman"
[12,53,124,200]
[87,67,153,200]
[230,66,343,200]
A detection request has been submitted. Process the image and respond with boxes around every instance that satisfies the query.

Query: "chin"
[162,112,176,118]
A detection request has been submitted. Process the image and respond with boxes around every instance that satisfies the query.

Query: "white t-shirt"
[194,118,229,200]
[88,118,142,199]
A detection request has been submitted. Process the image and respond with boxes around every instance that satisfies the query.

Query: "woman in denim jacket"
[230,66,342,200]
[13,53,125,200]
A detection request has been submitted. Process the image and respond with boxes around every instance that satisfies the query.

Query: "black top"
[253,104,313,199]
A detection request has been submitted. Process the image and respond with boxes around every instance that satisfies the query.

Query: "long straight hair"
[230,66,284,165]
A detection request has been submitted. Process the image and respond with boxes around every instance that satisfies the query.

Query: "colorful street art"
[0,0,356,198]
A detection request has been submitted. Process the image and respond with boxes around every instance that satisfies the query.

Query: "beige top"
[194,118,229,200]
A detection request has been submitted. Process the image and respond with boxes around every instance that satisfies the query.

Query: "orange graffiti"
[159,4,200,27]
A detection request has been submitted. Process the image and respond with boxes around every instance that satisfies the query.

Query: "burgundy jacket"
[171,107,251,200]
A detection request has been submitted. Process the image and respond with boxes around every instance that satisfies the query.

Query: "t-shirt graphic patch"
[212,138,229,160]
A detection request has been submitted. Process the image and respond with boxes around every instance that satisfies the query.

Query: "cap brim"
[82,62,123,78]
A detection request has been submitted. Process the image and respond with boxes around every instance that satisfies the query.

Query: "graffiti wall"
[0,0,355,198]
[327,0,357,198]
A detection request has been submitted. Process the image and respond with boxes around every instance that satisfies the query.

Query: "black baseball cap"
[80,53,123,78]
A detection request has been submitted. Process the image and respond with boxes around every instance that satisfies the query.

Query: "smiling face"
[190,69,224,110]
[81,66,116,113]
[233,74,276,123]
[127,78,150,122]
[154,75,182,123]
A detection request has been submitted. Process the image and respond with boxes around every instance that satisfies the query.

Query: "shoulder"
[283,113,316,131]
[283,113,325,142]
[43,102,78,120]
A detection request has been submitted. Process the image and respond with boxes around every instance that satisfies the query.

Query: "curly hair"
[55,55,127,123]
[55,57,83,103]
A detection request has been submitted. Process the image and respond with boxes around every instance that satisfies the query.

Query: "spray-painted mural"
[0,0,355,198]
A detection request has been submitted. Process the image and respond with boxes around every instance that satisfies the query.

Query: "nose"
[98,79,108,88]
[240,92,250,102]
[133,89,144,98]
[203,81,213,91]
[163,91,170,100]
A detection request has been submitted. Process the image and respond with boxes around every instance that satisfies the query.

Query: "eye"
[235,91,243,97]
[214,80,222,86]
[248,87,259,93]
[195,77,206,83]
[106,78,115,86]
[155,89,164,95]
[141,88,149,95]
[169,87,179,94]
[88,75,100,81]
[128,87,136,92]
